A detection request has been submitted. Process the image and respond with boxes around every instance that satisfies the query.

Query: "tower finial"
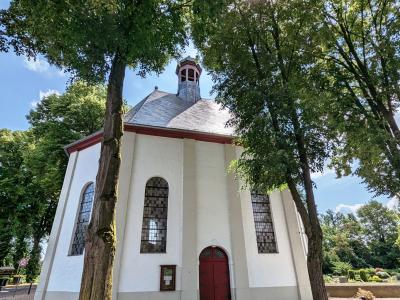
[176,56,202,102]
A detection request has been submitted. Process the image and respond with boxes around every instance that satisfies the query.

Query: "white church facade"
[35,57,312,300]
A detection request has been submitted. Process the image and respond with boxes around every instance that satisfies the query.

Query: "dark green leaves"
[1,0,188,82]
[192,0,330,192]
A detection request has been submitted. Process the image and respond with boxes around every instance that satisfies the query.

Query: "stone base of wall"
[326,283,400,298]
[40,286,300,300]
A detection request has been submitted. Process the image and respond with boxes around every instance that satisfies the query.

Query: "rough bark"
[287,176,328,300]
[307,241,327,300]
[294,125,328,300]
[79,53,126,300]
[305,196,327,300]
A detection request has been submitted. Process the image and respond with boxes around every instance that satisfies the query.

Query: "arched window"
[140,177,169,253]
[188,68,195,81]
[251,192,277,253]
[70,183,95,256]
[180,69,186,82]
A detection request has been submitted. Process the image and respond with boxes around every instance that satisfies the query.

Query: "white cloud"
[39,89,60,100]
[311,168,335,179]
[31,89,60,108]
[24,57,50,73]
[30,101,39,108]
[386,197,399,210]
[335,197,399,214]
[335,203,363,214]
[23,57,65,77]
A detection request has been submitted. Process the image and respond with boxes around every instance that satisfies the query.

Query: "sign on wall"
[160,265,176,291]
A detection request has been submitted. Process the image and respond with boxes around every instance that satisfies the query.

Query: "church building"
[35,57,312,300]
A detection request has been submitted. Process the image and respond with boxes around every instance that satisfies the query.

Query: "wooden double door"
[199,247,231,300]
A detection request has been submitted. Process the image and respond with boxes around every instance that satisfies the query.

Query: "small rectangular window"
[188,69,195,81]
[251,192,277,253]
[180,69,186,82]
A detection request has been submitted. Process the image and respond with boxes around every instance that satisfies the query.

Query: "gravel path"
[0,285,36,300]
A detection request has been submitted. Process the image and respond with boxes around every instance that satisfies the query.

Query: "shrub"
[386,269,397,276]
[348,270,356,280]
[323,275,333,283]
[370,275,382,282]
[332,261,352,276]
[355,288,375,300]
[366,268,376,276]
[360,269,369,282]
[376,271,390,279]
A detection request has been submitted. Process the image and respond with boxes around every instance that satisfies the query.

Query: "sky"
[0,0,395,214]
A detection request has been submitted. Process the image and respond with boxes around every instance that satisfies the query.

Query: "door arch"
[199,247,231,300]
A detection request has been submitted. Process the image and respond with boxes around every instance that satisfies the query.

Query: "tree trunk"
[79,53,126,300]
[307,238,328,300]
[287,91,328,300]
[288,178,328,300]
[26,234,41,283]
[383,109,400,141]
[244,16,328,298]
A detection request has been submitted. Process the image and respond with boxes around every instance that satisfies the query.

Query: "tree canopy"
[0,81,106,282]
[1,1,189,298]
[316,0,400,197]
[192,0,330,298]
[1,0,187,82]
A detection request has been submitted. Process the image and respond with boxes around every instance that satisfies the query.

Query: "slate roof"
[124,89,234,136]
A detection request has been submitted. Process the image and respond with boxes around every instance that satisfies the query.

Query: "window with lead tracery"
[70,182,95,256]
[251,192,277,253]
[140,177,169,253]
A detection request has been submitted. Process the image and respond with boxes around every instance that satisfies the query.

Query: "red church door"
[199,247,231,300]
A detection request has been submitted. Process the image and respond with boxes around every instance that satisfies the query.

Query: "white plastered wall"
[44,134,300,294]
[47,143,101,292]
[195,141,233,287]
[118,134,183,292]
[241,189,298,287]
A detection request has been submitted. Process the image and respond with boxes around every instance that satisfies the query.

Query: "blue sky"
[0,0,394,214]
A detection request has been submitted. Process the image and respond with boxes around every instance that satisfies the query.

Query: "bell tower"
[176,56,202,102]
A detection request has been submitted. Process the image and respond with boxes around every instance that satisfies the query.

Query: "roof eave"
[64,123,235,155]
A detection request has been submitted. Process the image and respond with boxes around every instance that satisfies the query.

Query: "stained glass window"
[70,183,95,256]
[199,248,212,258]
[140,177,168,253]
[251,192,277,253]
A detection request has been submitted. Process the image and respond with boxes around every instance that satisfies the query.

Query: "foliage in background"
[358,201,400,268]
[321,201,400,274]
[0,82,106,282]
[0,130,33,267]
